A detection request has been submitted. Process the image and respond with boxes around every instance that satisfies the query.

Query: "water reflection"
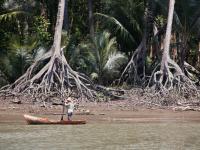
[0,123,200,150]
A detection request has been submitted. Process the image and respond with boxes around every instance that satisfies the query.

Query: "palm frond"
[173,11,183,30]
[0,10,27,22]
[34,47,47,61]
[9,35,38,53]
[104,52,128,75]
[0,56,14,81]
[95,13,137,44]
[16,48,32,64]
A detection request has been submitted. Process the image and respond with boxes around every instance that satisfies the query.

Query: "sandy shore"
[1,99,200,124]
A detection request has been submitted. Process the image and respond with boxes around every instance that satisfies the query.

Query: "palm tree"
[0,35,39,83]
[96,0,155,84]
[73,31,128,84]
[0,0,36,22]
[98,0,144,51]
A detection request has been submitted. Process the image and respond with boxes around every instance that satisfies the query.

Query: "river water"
[0,123,200,150]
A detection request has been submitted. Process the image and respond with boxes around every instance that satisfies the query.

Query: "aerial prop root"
[1,50,94,98]
[119,40,145,84]
[149,58,198,96]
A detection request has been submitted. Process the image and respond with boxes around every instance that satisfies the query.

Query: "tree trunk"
[176,32,180,62]
[197,41,200,68]
[3,0,95,99]
[136,34,147,78]
[120,1,151,83]
[152,0,189,89]
[63,0,69,31]
[171,32,177,61]
[88,0,94,38]
[160,0,175,73]
[40,0,47,18]
[151,24,159,61]
[52,0,65,56]
[179,34,188,71]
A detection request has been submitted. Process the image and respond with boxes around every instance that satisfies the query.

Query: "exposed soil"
[1,96,200,125]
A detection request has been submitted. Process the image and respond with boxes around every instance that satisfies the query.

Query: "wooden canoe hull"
[24,114,86,125]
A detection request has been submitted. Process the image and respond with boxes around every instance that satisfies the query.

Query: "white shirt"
[65,102,75,113]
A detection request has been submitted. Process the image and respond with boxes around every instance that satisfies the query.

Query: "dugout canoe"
[24,114,86,125]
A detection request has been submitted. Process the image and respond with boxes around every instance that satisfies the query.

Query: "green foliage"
[95,13,136,44]
[0,10,26,22]
[64,34,94,74]
[65,31,128,84]
[0,35,38,82]
[33,16,52,46]
[155,15,166,28]
[99,0,145,55]
[0,0,200,87]
[174,0,200,34]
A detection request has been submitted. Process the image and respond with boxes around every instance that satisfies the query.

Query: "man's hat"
[65,97,72,102]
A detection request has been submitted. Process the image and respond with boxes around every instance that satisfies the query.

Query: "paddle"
[61,101,65,120]
[42,113,66,115]
[60,92,73,120]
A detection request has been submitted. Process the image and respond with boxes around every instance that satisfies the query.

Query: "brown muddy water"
[0,123,200,150]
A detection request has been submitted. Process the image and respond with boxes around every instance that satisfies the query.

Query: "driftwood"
[95,85,126,100]
[41,110,94,115]
[172,106,200,111]
[11,99,22,104]
[184,62,200,83]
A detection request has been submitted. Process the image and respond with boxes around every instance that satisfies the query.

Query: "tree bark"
[198,42,200,67]
[88,0,94,38]
[171,33,177,61]
[52,0,65,56]
[63,0,69,31]
[160,0,175,74]
[40,0,47,18]
[179,34,188,71]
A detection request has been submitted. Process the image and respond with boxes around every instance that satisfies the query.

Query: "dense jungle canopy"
[0,0,200,103]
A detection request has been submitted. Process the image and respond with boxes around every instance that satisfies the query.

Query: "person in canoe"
[65,97,75,121]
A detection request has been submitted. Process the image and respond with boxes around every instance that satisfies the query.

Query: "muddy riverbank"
[1,98,200,124]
